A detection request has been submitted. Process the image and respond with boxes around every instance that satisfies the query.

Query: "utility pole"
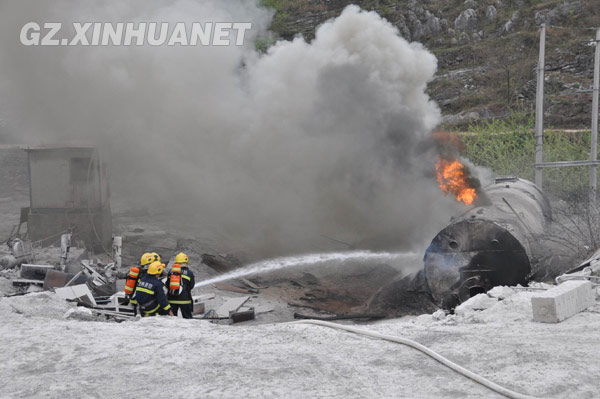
[590,28,600,203]
[535,24,546,190]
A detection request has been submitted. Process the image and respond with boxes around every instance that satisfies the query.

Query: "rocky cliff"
[262,0,599,128]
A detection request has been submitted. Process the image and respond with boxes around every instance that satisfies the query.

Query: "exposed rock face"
[534,1,582,26]
[486,5,497,22]
[501,11,519,34]
[455,9,478,31]
[441,108,493,125]
[503,19,514,33]
[412,19,424,40]
[425,11,442,36]
[265,0,598,128]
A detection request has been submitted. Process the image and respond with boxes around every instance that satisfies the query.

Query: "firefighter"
[150,252,161,263]
[134,261,173,317]
[124,252,156,315]
[167,252,195,319]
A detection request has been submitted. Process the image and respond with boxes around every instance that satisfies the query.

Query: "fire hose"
[293,320,541,399]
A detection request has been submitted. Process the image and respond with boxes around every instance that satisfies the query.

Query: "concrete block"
[531,280,595,323]
[192,302,205,315]
[230,307,255,323]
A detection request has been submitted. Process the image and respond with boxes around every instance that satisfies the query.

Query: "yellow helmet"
[151,252,161,263]
[174,252,189,264]
[140,252,154,266]
[147,261,165,275]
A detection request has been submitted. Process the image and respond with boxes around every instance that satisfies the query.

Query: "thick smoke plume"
[0,1,465,256]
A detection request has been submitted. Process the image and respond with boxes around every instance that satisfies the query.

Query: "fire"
[436,156,478,205]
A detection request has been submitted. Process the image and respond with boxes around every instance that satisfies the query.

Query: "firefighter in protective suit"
[134,261,173,317]
[124,252,156,315]
[167,252,195,319]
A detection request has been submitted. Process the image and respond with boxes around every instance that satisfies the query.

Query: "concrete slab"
[195,293,215,301]
[216,296,249,318]
[55,284,96,306]
[254,305,275,314]
[532,280,595,323]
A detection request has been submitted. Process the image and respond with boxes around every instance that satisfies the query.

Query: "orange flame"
[436,156,478,205]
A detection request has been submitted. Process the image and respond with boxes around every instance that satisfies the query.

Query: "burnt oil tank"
[423,177,552,309]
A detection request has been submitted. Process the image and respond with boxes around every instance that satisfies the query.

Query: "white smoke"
[0,1,463,255]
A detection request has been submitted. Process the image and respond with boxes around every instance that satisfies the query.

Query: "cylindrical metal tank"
[423,177,552,309]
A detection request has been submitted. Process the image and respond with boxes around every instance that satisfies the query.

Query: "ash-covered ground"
[1,288,599,398]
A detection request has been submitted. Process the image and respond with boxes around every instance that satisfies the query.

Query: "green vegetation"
[255,35,277,53]
[461,110,595,198]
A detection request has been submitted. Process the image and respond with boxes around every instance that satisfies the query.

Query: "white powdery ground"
[0,289,599,399]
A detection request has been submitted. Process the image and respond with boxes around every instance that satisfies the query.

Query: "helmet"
[147,261,165,275]
[174,252,189,264]
[140,252,154,266]
[151,252,161,263]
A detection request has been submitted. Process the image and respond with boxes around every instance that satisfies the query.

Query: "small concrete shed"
[25,146,112,251]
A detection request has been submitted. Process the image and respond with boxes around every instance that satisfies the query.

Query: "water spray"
[194,250,416,289]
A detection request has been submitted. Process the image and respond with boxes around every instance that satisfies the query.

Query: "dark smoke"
[0,2,469,256]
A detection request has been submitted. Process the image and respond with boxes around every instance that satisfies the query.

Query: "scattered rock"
[64,307,96,321]
[0,255,17,270]
[442,108,481,126]
[412,19,424,40]
[432,309,446,320]
[485,5,497,22]
[440,18,448,31]
[464,0,478,8]
[458,32,470,45]
[396,16,411,40]
[487,286,516,300]
[424,11,441,36]
[454,293,498,315]
[500,11,520,34]
[455,9,478,32]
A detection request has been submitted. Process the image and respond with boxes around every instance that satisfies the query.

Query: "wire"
[292,320,541,399]
[30,228,72,247]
